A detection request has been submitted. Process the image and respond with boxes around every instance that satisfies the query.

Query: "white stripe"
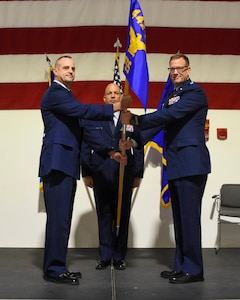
[0,0,240,29]
[1,53,240,83]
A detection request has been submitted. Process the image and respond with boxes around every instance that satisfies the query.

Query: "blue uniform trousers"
[169,174,207,276]
[43,171,76,276]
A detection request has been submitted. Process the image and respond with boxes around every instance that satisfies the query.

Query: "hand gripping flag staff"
[116,0,149,236]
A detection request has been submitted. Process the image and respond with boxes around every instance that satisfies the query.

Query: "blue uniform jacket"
[81,116,144,181]
[39,81,114,179]
[139,79,211,180]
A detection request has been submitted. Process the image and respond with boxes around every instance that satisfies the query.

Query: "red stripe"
[1,81,239,110]
[0,0,238,1]
[1,26,239,55]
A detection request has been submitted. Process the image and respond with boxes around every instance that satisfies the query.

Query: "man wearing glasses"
[123,53,211,284]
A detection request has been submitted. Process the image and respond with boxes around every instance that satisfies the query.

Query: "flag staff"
[116,0,148,234]
[45,54,54,87]
[114,37,122,54]
[113,37,129,94]
[45,53,52,67]
[40,54,54,193]
[114,38,129,237]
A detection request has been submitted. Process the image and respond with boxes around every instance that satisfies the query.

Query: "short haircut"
[169,53,190,66]
[55,55,72,67]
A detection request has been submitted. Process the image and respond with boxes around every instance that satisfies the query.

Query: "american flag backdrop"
[0,0,240,110]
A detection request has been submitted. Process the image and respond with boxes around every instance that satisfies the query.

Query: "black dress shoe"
[113,260,126,270]
[44,272,79,285]
[160,270,182,279]
[96,260,111,270]
[67,271,82,279]
[169,273,204,284]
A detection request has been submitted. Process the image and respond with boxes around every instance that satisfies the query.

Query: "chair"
[212,184,240,253]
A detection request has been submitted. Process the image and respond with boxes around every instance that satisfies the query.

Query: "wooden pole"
[116,81,129,237]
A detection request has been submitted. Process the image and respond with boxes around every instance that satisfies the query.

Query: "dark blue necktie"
[109,119,115,134]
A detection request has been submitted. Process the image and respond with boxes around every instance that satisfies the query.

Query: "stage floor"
[0,248,240,300]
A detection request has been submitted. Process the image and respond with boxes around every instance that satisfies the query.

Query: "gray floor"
[0,248,239,300]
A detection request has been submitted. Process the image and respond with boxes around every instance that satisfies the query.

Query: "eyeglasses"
[168,66,188,73]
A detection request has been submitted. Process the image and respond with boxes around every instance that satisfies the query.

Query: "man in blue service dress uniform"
[124,53,211,284]
[38,56,129,285]
[81,83,144,271]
